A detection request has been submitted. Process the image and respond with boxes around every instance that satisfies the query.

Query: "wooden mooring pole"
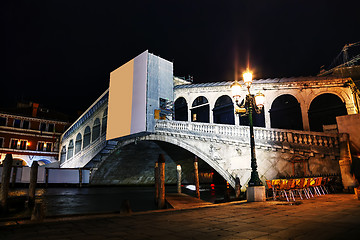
[177,165,182,194]
[158,154,166,209]
[154,161,159,204]
[29,161,39,206]
[194,156,200,199]
[0,154,13,211]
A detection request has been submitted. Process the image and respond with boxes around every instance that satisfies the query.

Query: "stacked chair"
[266,176,332,202]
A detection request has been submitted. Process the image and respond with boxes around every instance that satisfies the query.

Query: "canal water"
[6,184,236,217]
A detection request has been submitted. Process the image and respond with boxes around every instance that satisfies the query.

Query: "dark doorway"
[270,94,303,130]
[308,93,347,132]
[191,96,209,123]
[213,95,235,125]
[174,97,188,121]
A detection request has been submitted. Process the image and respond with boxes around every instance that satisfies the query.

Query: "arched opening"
[213,95,235,125]
[308,93,347,132]
[191,96,209,123]
[75,133,82,155]
[67,140,74,160]
[174,97,188,121]
[83,126,91,148]
[60,146,66,164]
[270,94,303,130]
[92,118,101,142]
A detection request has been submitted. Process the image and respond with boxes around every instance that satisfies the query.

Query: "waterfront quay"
[1,194,360,240]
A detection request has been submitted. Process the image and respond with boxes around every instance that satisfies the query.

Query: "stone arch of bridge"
[305,90,351,115]
[108,134,236,187]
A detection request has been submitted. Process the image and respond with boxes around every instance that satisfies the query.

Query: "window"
[0,117,6,126]
[37,142,45,151]
[19,140,28,150]
[14,119,21,128]
[48,123,54,132]
[60,146,66,164]
[0,137,4,148]
[83,126,91,148]
[10,139,19,149]
[23,120,30,129]
[75,133,82,154]
[40,122,47,132]
[67,140,74,160]
[45,142,52,152]
[92,118,101,142]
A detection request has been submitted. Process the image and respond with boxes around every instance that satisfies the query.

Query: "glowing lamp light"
[44,143,47,148]
[230,81,242,102]
[27,142,30,146]
[243,70,253,86]
[255,92,265,109]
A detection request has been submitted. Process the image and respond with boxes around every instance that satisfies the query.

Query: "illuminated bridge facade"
[58,76,359,188]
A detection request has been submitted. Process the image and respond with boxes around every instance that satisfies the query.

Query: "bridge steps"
[165,193,212,209]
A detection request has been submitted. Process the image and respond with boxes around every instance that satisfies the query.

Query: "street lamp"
[231,69,265,187]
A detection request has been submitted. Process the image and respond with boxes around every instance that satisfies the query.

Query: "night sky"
[3,0,360,117]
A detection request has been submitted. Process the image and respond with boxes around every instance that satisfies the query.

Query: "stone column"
[264,103,271,128]
[301,104,310,131]
[234,113,240,125]
[209,102,214,124]
[339,133,357,190]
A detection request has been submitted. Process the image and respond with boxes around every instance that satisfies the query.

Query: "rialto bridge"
[58,75,359,190]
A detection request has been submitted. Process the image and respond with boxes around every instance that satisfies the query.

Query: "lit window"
[45,142,52,152]
[10,139,19,149]
[19,140,28,150]
[37,142,45,151]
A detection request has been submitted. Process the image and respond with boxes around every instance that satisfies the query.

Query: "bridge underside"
[90,140,220,186]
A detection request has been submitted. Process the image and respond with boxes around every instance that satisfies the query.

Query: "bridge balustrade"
[155,120,339,149]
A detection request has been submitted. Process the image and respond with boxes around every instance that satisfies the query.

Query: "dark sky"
[3,0,360,116]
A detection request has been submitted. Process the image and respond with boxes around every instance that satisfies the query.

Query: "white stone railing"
[155,120,339,148]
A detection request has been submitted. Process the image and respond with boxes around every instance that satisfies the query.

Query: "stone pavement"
[1,194,360,240]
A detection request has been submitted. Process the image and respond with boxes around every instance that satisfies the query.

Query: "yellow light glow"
[243,70,253,86]
[27,142,30,146]
[44,143,47,148]
[255,92,265,109]
[230,81,242,101]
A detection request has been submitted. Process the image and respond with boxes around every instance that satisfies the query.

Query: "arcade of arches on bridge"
[174,77,358,132]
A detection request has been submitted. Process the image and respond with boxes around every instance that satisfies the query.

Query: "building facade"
[0,103,70,166]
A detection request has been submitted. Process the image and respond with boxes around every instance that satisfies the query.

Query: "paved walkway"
[1,194,360,240]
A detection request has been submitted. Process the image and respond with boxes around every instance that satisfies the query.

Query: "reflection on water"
[6,184,234,217]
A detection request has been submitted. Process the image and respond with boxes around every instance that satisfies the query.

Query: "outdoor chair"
[266,180,278,200]
[293,178,306,200]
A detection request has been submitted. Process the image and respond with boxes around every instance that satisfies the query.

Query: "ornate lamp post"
[231,69,265,188]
